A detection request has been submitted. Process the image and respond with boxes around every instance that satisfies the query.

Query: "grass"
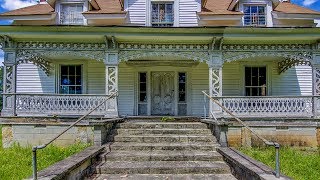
[0,125,90,180]
[239,146,320,180]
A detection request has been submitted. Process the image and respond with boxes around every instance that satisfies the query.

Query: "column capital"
[208,52,223,68]
[3,51,16,66]
[104,52,119,66]
[311,53,320,67]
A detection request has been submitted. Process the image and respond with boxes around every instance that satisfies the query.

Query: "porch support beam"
[208,52,223,118]
[2,50,17,116]
[104,52,119,117]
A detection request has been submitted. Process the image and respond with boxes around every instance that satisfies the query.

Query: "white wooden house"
[1,0,320,119]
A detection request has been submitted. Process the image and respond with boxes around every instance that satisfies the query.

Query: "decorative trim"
[118,51,210,62]
[16,50,51,75]
[17,42,106,51]
[314,68,320,95]
[209,68,221,97]
[119,43,210,51]
[278,58,311,74]
[222,44,313,51]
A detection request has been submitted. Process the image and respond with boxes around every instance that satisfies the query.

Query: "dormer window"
[244,5,266,26]
[60,3,84,25]
[151,2,174,27]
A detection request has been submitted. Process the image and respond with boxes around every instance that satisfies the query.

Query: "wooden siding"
[16,63,55,93]
[223,61,241,96]
[126,0,146,25]
[191,63,209,116]
[179,0,200,26]
[118,63,135,116]
[87,61,105,94]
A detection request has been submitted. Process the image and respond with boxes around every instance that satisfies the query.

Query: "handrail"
[202,91,281,178]
[31,91,118,180]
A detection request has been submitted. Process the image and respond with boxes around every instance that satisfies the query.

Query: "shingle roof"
[274,2,320,15]
[0,4,54,16]
[200,0,242,15]
[83,0,125,14]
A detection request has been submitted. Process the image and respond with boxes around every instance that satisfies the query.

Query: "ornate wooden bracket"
[278,58,311,74]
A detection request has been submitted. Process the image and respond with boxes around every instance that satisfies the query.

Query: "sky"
[0,0,320,63]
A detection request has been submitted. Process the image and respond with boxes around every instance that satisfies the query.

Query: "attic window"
[243,5,266,26]
[60,4,84,25]
[151,2,174,27]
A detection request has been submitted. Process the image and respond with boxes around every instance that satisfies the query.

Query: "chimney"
[39,0,47,4]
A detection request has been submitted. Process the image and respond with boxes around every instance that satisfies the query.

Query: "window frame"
[243,4,267,27]
[244,66,268,96]
[151,1,174,27]
[57,0,88,25]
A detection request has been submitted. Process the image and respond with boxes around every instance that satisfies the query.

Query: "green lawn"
[0,125,90,180]
[239,146,320,180]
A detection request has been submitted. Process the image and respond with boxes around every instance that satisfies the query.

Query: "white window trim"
[56,0,88,25]
[146,0,179,27]
[55,61,88,94]
[239,1,273,27]
[242,4,267,27]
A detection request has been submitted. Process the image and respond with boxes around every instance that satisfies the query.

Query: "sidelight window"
[138,72,148,115]
[178,72,187,115]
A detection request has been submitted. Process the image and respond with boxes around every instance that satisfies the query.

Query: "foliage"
[0,125,90,180]
[239,146,320,180]
[161,116,175,122]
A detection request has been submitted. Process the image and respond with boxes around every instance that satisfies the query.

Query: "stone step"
[110,142,219,151]
[97,161,231,174]
[114,128,212,135]
[110,135,216,143]
[118,122,208,129]
[102,150,223,161]
[93,174,237,180]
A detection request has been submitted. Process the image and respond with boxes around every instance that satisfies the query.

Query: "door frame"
[134,66,191,116]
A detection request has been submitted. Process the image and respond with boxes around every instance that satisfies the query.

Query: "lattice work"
[15,94,115,116]
[314,68,320,95]
[107,67,117,93]
[210,68,221,97]
[16,50,51,75]
[278,58,311,74]
[4,66,13,93]
[221,97,313,118]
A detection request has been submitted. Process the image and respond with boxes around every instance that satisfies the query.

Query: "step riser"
[98,167,230,174]
[103,155,223,162]
[115,129,212,135]
[118,124,208,129]
[111,136,215,143]
[111,145,217,151]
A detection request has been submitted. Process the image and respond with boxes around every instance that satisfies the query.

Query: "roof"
[0,4,54,16]
[274,2,320,15]
[200,0,242,15]
[83,0,125,14]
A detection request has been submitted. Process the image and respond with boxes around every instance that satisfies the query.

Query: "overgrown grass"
[0,125,90,180]
[239,146,320,180]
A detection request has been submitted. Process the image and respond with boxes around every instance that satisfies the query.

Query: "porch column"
[208,53,223,118]
[2,50,17,116]
[104,52,119,117]
[312,53,320,118]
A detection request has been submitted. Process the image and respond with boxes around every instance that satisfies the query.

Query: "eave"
[272,11,320,20]
[83,12,127,20]
[198,14,243,21]
[46,0,101,10]
[0,13,56,21]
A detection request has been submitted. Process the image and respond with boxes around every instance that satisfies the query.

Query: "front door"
[151,72,175,115]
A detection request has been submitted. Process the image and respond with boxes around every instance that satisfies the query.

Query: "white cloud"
[303,0,318,6]
[1,0,37,11]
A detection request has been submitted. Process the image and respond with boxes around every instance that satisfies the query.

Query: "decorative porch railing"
[219,96,314,118]
[2,93,118,117]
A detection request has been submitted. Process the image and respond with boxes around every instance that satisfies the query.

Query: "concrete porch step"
[114,128,212,135]
[93,174,237,180]
[97,161,231,174]
[110,135,216,143]
[110,142,220,151]
[101,150,223,161]
[118,122,208,129]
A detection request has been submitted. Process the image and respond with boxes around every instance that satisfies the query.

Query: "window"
[60,65,82,94]
[138,72,148,115]
[60,4,84,25]
[151,2,174,27]
[243,5,266,26]
[245,67,267,96]
[178,72,187,115]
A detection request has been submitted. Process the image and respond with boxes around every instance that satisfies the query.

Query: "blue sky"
[0,0,320,63]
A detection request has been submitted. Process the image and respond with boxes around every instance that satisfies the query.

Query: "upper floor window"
[243,5,266,26]
[151,2,174,27]
[60,4,84,25]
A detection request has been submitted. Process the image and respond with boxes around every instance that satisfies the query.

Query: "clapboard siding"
[87,61,105,94]
[118,63,135,116]
[127,0,146,25]
[16,63,55,93]
[179,0,200,26]
[191,63,209,116]
[272,64,312,96]
[222,61,241,96]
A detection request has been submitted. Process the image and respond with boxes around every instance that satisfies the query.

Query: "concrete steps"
[92,120,235,179]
